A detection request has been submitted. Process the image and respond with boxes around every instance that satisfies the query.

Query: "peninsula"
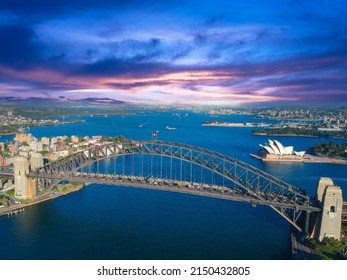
[252,127,347,139]
[202,121,271,127]
[0,118,85,136]
[250,139,347,165]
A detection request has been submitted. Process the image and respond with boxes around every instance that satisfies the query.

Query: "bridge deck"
[31,173,321,212]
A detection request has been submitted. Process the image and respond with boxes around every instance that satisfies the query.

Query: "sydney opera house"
[257,139,306,160]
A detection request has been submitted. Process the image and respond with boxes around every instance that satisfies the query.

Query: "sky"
[0,0,346,105]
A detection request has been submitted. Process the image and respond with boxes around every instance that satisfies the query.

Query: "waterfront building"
[258,139,305,160]
[41,137,50,146]
[71,135,79,143]
[30,141,43,152]
[14,133,34,144]
[30,153,44,170]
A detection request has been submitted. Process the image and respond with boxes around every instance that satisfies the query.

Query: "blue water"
[0,111,346,259]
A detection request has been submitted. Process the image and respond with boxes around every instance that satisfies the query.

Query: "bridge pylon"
[14,156,33,200]
[312,177,343,241]
[14,154,44,200]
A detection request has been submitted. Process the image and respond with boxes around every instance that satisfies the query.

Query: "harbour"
[0,111,346,260]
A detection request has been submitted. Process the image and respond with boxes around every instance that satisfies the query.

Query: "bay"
[0,111,346,259]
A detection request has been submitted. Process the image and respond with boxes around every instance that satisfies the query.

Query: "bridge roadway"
[31,172,320,212]
[0,161,344,217]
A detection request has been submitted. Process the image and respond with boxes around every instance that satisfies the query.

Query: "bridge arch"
[30,140,320,231]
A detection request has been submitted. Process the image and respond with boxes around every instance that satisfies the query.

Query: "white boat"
[165,126,176,130]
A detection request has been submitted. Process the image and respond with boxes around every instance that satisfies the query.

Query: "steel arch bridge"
[29,140,321,231]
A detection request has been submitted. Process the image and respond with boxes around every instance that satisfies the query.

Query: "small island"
[202,120,271,127]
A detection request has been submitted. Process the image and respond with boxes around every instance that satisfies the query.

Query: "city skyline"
[0,0,346,105]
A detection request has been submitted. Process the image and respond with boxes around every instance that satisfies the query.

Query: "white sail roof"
[283,146,293,155]
[294,151,306,157]
[269,140,280,155]
[260,140,304,157]
[260,144,275,154]
[273,140,285,155]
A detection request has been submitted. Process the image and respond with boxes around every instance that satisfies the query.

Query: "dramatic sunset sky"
[0,0,346,105]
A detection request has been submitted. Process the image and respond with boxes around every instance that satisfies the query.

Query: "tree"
[40,150,49,156]
[114,135,126,142]
[101,136,112,141]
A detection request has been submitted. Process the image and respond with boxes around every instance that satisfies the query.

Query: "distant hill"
[0,96,127,106]
[73,97,126,104]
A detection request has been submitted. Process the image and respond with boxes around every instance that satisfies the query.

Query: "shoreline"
[0,184,84,217]
[0,119,85,137]
[0,132,16,136]
[250,153,347,165]
[202,122,271,127]
[252,132,347,139]
[252,132,319,137]
[291,231,320,260]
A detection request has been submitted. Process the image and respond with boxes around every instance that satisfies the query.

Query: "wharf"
[0,183,84,218]
[0,208,25,217]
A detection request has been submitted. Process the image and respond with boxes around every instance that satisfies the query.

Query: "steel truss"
[30,140,321,231]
